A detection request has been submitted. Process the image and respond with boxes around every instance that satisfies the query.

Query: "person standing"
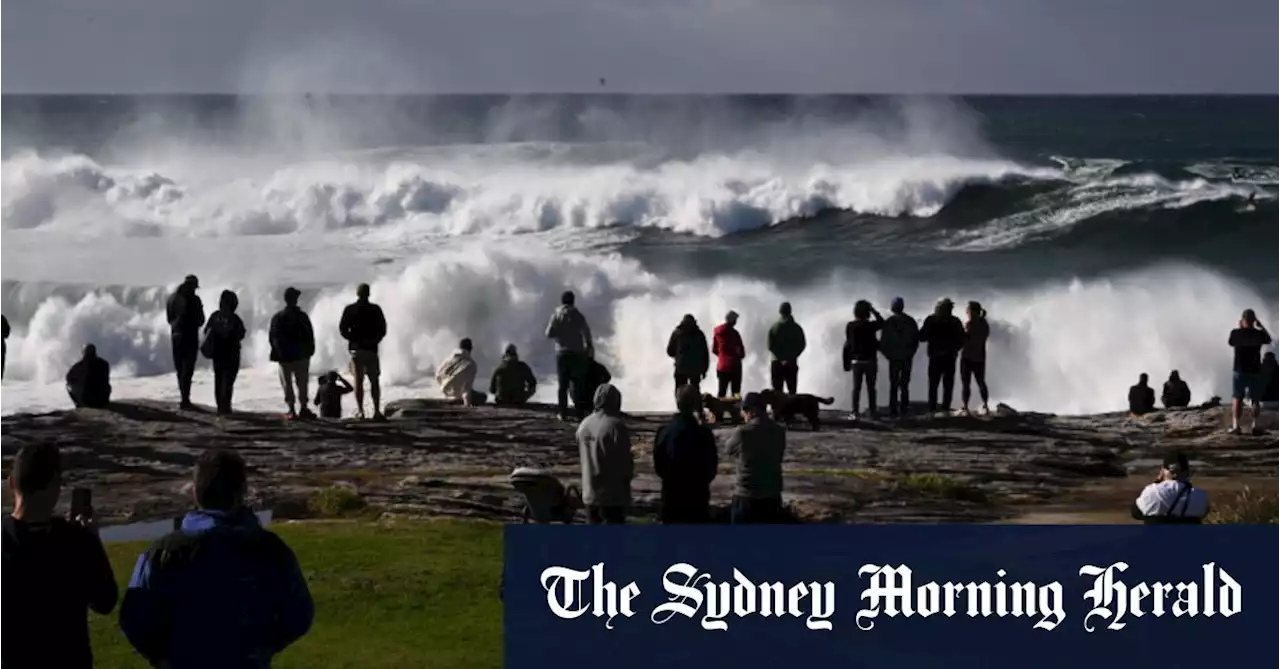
[666,314,710,393]
[2,313,10,379]
[919,297,965,415]
[712,310,746,398]
[339,283,388,421]
[269,287,316,420]
[166,275,205,409]
[767,302,806,394]
[726,392,787,524]
[652,385,719,524]
[3,444,119,669]
[959,300,992,416]
[880,297,920,417]
[575,383,633,524]
[842,300,883,420]
[202,290,247,416]
[1228,308,1272,435]
[545,290,594,421]
[120,450,314,668]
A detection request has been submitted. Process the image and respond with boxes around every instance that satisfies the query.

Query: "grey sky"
[3,0,1276,94]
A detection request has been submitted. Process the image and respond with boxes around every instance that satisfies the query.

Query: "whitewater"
[1,97,1273,417]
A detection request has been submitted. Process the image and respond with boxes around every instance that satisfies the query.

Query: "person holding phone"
[2,444,118,669]
[1228,308,1272,435]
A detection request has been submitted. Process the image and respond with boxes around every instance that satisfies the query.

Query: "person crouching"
[436,338,486,407]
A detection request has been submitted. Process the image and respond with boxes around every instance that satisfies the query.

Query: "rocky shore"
[1,398,1275,525]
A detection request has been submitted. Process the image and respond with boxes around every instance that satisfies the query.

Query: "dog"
[701,393,742,425]
[758,389,835,431]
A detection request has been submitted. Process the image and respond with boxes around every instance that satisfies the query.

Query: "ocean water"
[1,95,1275,416]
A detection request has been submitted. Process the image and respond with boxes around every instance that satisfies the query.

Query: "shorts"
[349,350,381,380]
[1232,372,1262,401]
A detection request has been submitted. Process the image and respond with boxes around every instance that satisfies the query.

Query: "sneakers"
[1228,426,1242,435]
[284,411,298,421]
[371,412,387,423]
[979,405,991,416]
[847,413,860,422]
[955,407,971,417]
[299,408,316,420]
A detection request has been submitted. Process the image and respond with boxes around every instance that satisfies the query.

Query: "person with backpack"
[120,450,314,668]
[880,297,920,417]
[269,287,316,420]
[339,283,388,421]
[166,275,205,409]
[201,290,246,416]
[667,314,710,393]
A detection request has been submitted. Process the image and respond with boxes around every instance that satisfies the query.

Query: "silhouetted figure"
[1130,452,1208,524]
[2,314,9,379]
[960,301,992,415]
[667,314,710,393]
[583,358,612,410]
[1161,370,1192,409]
[653,385,718,524]
[842,300,883,419]
[339,283,388,421]
[712,310,745,398]
[202,290,246,415]
[880,297,920,417]
[1263,351,1278,403]
[919,298,965,414]
[1228,309,1271,435]
[313,371,354,419]
[166,275,205,409]
[269,287,316,420]
[490,344,537,406]
[767,302,806,394]
[1128,373,1156,415]
[65,344,111,409]
[546,290,594,421]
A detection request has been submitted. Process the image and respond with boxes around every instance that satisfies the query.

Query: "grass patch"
[893,473,990,504]
[788,468,885,480]
[309,485,368,517]
[1206,486,1279,524]
[89,519,503,669]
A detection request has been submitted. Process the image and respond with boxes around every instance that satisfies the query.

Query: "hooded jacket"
[575,383,633,507]
[1162,375,1191,408]
[490,354,537,402]
[202,295,247,364]
[545,305,593,355]
[66,353,112,408]
[667,318,710,377]
[119,509,314,669]
[712,322,745,372]
[880,312,920,362]
[767,316,806,362]
[436,349,479,400]
[268,306,315,363]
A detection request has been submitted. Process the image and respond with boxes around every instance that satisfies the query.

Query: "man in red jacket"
[712,310,746,398]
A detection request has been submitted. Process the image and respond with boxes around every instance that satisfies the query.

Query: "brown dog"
[701,394,742,425]
[758,389,835,431]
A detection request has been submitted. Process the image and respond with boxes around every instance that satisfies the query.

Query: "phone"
[70,487,92,520]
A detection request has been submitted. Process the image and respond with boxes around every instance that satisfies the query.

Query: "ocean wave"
[1,243,1273,416]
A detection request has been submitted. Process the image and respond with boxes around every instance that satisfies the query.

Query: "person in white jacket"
[436,338,482,407]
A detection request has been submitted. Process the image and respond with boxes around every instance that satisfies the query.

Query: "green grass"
[89,519,503,669]
[309,485,369,517]
[894,473,991,504]
[1206,486,1279,525]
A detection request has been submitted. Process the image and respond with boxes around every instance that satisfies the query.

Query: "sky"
[2,0,1277,94]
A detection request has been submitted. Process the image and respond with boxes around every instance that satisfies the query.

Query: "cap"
[742,392,767,413]
[183,274,199,287]
[504,344,518,356]
[284,286,302,301]
[726,310,739,321]
[1162,451,1189,472]
[891,297,905,311]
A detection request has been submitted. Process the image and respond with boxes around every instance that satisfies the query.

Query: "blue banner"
[504,526,1277,668]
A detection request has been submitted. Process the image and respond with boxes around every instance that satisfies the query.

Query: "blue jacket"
[119,509,314,669]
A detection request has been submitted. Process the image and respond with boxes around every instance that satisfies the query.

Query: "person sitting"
[313,371,354,419]
[1130,452,1209,524]
[579,358,612,413]
[436,338,485,407]
[1263,351,1278,404]
[1128,373,1156,415]
[65,345,112,409]
[490,344,537,406]
[1161,370,1192,409]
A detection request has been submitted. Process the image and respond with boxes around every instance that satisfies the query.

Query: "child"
[314,370,354,419]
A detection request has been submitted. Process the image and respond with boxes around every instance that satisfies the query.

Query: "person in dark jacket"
[842,300,883,419]
[880,297,920,417]
[1161,370,1192,409]
[546,290,594,421]
[202,290,247,416]
[959,301,992,416]
[652,385,719,523]
[490,344,538,405]
[65,344,112,409]
[919,297,965,414]
[767,302,806,394]
[339,283,388,421]
[166,275,205,409]
[120,449,314,669]
[712,310,746,398]
[269,287,316,420]
[583,358,612,410]
[667,314,710,393]
[1129,373,1156,415]
[3,443,118,669]
[1263,351,1279,403]
[313,370,354,419]
[726,392,788,524]
[2,313,9,379]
